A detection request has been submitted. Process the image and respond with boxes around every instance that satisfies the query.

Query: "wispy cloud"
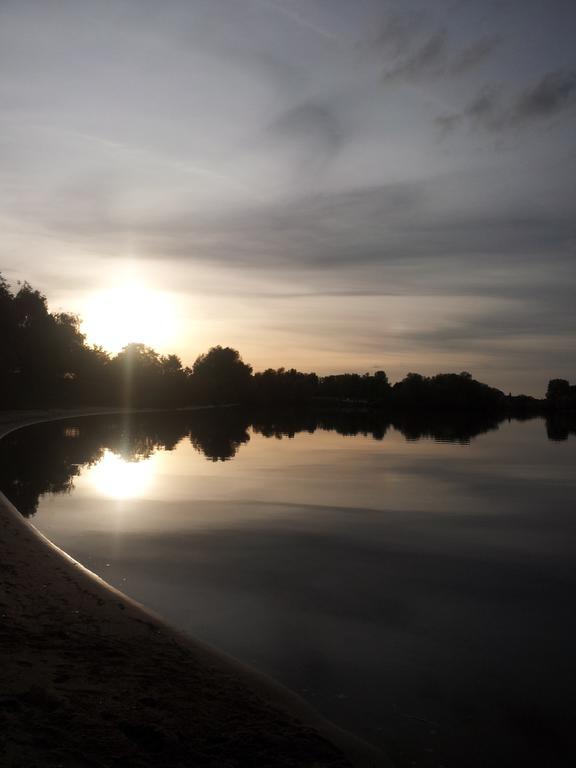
[512,70,576,123]
[37,173,574,293]
[374,10,500,84]
[449,35,501,75]
[383,30,449,83]
[250,0,344,44]
[438,70,576,134]
[266,101,343,169]
[371,11,425,58]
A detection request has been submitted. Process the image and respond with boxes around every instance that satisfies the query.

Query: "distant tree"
[391,372,426,408]
[317,370,391,404]
[254,367,318,403]
[546,379,570,401]
[109,343,187,407]
[392,371,504,411]
[319,373,363,401]
[0,276,17,402]
[158,353,188,406]
[191,346,253,404]
[368,370,391,402]
[546,379,576,412]
[0,279,105,406]
[161,354,183,374]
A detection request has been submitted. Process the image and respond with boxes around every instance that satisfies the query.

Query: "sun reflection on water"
[89,449,155,500]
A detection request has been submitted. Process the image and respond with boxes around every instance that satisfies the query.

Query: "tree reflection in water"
[0,407,571,518]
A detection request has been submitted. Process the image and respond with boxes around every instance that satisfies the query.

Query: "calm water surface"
[2,410,576,767]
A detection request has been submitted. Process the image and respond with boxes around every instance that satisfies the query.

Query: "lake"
[2,408,575,767]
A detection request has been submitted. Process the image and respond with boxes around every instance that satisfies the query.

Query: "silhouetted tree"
[317,371,391,403]
[0,278,110,406]
[254,367,318,403]
[392,371,505,411]
[546,379,575,411]
[547,379,570,401]
[109,344,188,408]
[190,346,253,404]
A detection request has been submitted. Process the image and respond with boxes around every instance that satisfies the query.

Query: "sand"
[0,410,390,768]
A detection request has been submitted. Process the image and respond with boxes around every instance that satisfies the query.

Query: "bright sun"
[81,282,178,354]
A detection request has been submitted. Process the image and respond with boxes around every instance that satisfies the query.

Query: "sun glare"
[81,282,178,354]
[89,450,155,500]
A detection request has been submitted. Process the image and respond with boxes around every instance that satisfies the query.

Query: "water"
[2,409,575,767]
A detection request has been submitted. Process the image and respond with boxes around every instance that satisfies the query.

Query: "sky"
[1,0,575,395]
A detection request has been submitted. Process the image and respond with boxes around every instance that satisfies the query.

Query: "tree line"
[0,274,563,412]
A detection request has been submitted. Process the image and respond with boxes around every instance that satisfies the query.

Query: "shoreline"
[0,408,390,767]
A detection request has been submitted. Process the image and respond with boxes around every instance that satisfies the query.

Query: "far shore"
[0,407,390,768]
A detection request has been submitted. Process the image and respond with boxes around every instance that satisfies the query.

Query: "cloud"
[403,299,576,350]
[512,70,576,123]
[383,30,449,83]
[374,10,499,85]
[250,0,344,44]
[435,112,464,138]
[381,29,500,84]
[465,85,504,130]
[438,70,576,134]
[13,167,575,283]
[33,171,570,367]
[267,102,343,158]
[449,35,501,75]
[371,11,425,58]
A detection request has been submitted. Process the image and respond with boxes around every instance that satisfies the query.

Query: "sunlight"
[88,449,155,500]
[81,281,179,354]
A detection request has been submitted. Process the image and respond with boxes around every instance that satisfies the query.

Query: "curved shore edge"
[0,409,392,768]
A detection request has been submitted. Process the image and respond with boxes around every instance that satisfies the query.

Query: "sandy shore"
[0,409,390,768]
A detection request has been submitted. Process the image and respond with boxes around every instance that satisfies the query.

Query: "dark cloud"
[439,70,576,134]
[435,112,464,138]
[268,102,343,158]
[511,70,576,122]
[374,9,499,85]
[464,85,504,129]
[27,171,576,288]
[436,90,499,135]
[404,299,576,350]
[371,11,425,58]
[449,34,501,74]
[382,30,448,83]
